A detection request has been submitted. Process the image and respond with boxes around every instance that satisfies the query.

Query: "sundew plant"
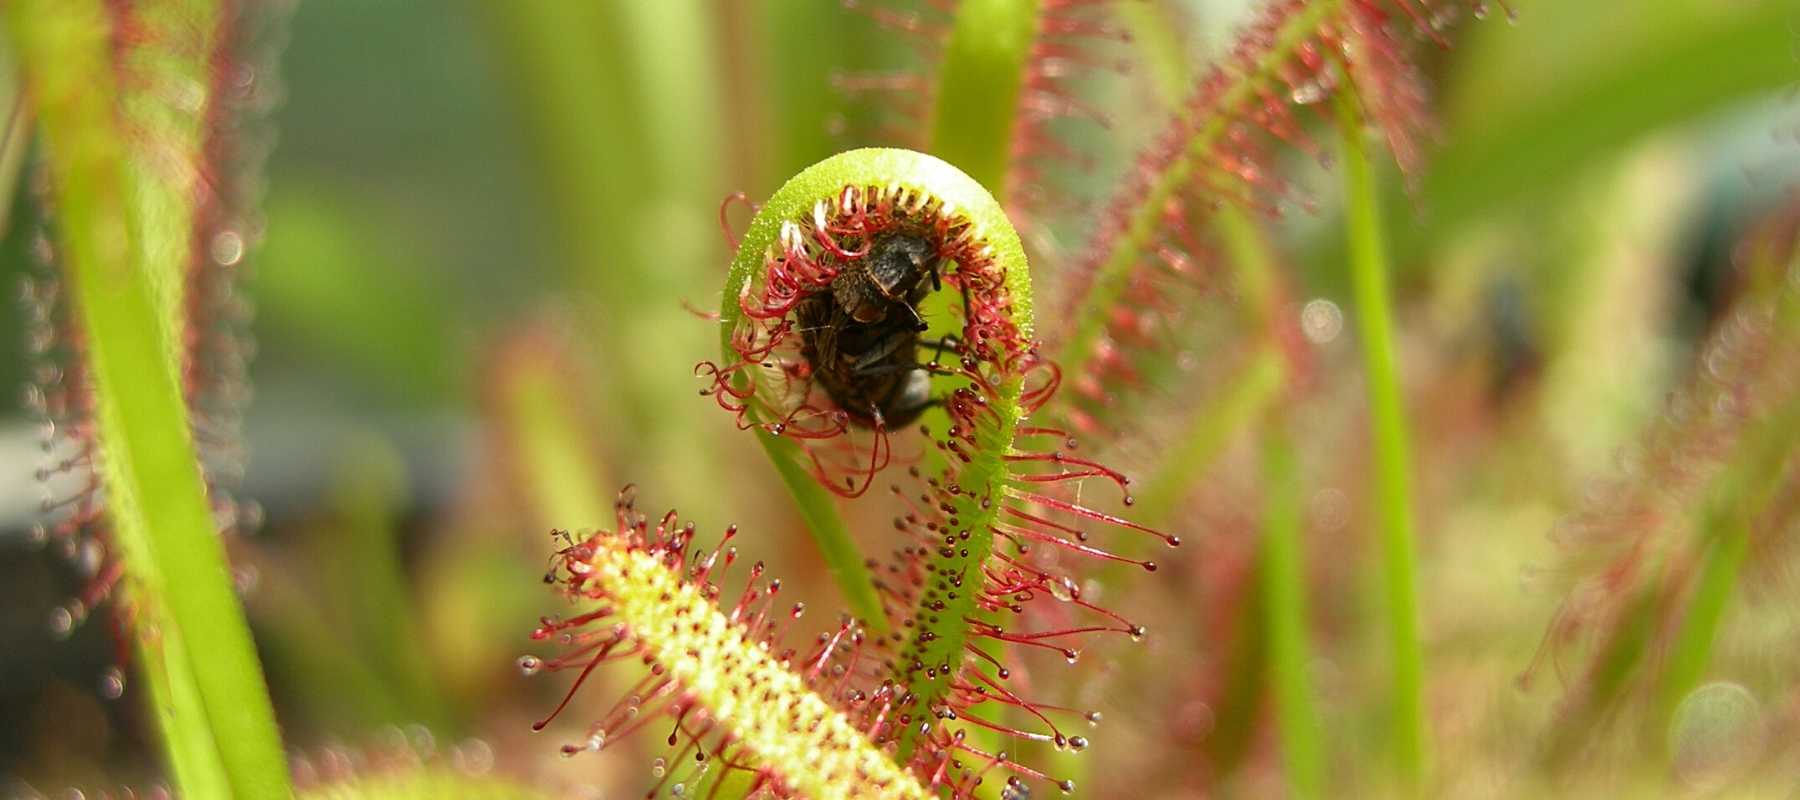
[2,0,1799,798]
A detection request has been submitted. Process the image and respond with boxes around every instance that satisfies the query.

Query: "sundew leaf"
[710,148,1032,635]
[1049,0,1470,423]
[528,489,932,798]
[8,0,291,795]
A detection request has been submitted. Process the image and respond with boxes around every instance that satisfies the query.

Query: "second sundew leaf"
[1051,0,1351,384]
[1533,231,1800,768]
[1049,0,1492,432]
[1655,397,1800,730]
[528,491,931,799]
[10,1,293,796]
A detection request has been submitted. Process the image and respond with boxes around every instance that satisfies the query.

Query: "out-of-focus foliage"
[2,0,1798,797]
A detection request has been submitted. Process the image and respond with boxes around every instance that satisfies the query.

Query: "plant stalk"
[929,0,1041,197]
[1336,76,1425,791]
[1262,416,1324,799]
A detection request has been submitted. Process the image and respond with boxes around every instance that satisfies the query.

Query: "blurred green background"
[2,0,1799,796]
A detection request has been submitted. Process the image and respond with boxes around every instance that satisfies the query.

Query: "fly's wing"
[830,272,861,311]
[833,271,889,324]
[795,293,838,369]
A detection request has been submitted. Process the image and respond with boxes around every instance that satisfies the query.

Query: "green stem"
[757,0,879,183]
[0,90,31,238]
[1540,582,1662,774]
[754,427,891,634]
[1207,580,1271,776]
[1336,76,1425,791]
[1262,417,1324,799]
[1657,524,1749,706]
[9,2,291,796]
[929,0,1041,197]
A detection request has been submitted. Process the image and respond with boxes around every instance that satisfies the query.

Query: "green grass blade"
[8,1,292,795]
[141,618,234,797]
[1336,77,1425,791]
[1656,519,1752,724]
[0,46,31,239]
[1539,584,1662,774]
[1262,417,1324,799]
[929,0,1041,196]
[756,1,895,186]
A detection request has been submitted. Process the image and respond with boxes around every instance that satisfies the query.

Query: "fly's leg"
[903,302,927,331]
[920,334,963,373]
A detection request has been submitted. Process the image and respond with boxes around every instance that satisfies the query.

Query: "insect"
[795,230,949,429]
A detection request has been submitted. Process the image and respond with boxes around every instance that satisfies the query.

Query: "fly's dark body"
[796,231,944,428]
